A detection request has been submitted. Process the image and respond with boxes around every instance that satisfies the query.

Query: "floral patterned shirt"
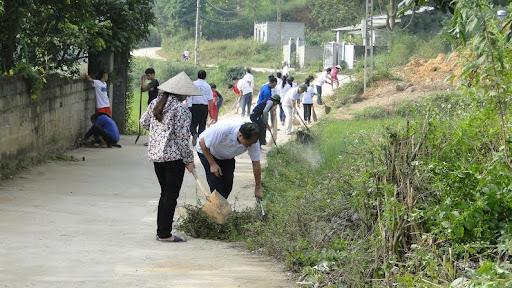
[140,95,194,164]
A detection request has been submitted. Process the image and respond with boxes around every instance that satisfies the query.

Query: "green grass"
[162,38,282,68]
[126,57,277,133]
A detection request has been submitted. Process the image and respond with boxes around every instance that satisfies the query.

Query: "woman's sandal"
[155,235,186,243]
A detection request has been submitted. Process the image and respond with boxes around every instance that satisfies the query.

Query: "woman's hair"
[96,70,106,80]
[305,75,314,85]
[281,75,288,88]
[153,92,171,122]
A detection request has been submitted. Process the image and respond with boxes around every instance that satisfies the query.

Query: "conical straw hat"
[158,71,201,96]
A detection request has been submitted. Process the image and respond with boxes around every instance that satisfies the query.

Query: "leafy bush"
[353,106,392,120]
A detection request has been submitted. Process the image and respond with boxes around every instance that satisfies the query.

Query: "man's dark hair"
[239,122,260,139]
[198,70,207,79]
[326,67,332,72]
[96,70,106,80]
[210,83,217,89]
[276,72,282,78]
[145,67,155,75]
[246,68,252,74]
[269,76,277,84]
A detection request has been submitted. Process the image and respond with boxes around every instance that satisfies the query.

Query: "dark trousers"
[84,125,116,145]
[250,114,267,145]
[303,104,313,122]
[279,105,285,123]
[198,153,235,199]
[240,92,253,116]
[190,104,209,137]
[316,85,323,104]
[153,160,185,238]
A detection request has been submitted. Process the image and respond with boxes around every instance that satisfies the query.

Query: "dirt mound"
[397,52,462,85]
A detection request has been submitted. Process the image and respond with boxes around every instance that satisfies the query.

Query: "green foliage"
[126,58,198,133]
[353,106,392,120]
[177,205,258,241]
[308,0,363,31]
[11,63,45,100]
[163,38,281,68]
[0,0,154,76]
[372,31,450,71]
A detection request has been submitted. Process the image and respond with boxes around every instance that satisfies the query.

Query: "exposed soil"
[333,53,461,119]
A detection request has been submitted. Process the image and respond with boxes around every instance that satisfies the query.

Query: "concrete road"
[0,130,292,287]
[0,72,342,287]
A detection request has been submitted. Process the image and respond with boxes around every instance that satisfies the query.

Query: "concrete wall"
[254,22,305,46]
[0,75,95,176]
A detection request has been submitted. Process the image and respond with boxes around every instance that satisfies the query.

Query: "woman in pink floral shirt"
[140,72,201,242]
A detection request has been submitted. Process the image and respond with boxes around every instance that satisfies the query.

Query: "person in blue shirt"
[250,94,281,146]
[83,113,121,148]
[256,76,278,104]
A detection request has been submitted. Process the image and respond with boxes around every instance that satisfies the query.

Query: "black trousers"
[153,160,185,238]
[84,125,117,145]
[303,104,313,122]
[198,153,236,199]
[316,85,323,104]
[250,114,267,145]
[190,104,209,137]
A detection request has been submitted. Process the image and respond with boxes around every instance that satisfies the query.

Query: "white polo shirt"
[239,73,254,95]
[302,85,315,104]
[316,71,329,86]
[283,86,301,107]
[196,122,261,161]
[92,80,110,108]
[190,79,213,105]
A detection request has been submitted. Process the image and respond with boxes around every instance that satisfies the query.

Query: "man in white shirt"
[190,70,213,145]
[315,67,332,105]
[282,84,306,135]
[196,122,263,200]
[238,68,254,117]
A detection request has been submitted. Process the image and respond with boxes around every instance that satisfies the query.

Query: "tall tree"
[309,0,364,31]
[88,0,154,133]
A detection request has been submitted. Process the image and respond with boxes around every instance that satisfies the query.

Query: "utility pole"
[194,0,200,65]
[277,0,282,47]
[363,0,374,92]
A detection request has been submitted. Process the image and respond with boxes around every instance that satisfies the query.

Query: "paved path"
[0,128,292,287]
[0,51,349,286]
[131,47,166,60]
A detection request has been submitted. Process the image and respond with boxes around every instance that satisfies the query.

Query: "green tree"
[88,0,154,132]
[309,0,363,31]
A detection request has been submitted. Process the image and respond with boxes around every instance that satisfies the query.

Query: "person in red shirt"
[208,83,219,125]
[229,77,242,113]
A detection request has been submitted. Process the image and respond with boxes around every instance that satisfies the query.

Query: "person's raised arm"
[140,75,150,92]
[81,74,94,82]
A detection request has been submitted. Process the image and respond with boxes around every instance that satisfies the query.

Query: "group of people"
[81,63,342,243]
[230,65,339,140]
[139,70,259,242]
[81,71,121,148]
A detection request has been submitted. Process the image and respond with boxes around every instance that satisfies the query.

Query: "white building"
[254,22,305,46]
